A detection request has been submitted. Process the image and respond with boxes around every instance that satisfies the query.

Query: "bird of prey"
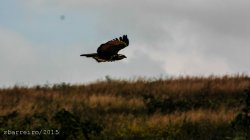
[80,35,129,62]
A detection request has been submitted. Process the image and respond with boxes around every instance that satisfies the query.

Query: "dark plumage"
[80,35,129,62]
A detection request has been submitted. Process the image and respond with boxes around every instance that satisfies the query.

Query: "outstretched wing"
[97,35,129,55]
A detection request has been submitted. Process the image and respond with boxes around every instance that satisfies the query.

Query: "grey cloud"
[33,0,250,70]
[0,27,36,86]
[25,0,250,39]
[0,28,166,87]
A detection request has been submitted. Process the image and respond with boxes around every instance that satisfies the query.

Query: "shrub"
[231,87,250,140]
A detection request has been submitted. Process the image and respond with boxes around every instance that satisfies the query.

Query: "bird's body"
[80,35,129,62]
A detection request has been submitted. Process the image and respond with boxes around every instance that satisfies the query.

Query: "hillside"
[0,75,250,140]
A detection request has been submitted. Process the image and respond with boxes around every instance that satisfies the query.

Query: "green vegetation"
[0,75,250,139]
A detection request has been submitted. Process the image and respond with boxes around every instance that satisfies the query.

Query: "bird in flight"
[80,35,129,62]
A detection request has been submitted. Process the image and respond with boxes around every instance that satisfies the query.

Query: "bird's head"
[118,54,127,59]
[111,54,126,61]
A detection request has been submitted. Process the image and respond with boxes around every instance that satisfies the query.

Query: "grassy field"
[0,75,250,140]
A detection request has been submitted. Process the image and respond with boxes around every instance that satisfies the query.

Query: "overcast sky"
[1,0,250,86]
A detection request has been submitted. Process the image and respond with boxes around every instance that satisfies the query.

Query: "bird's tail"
[80,53,98,57]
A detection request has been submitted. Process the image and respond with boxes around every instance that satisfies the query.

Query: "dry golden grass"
[88,94,145,109]
[0,74,249,119]
[145,108,238,127]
